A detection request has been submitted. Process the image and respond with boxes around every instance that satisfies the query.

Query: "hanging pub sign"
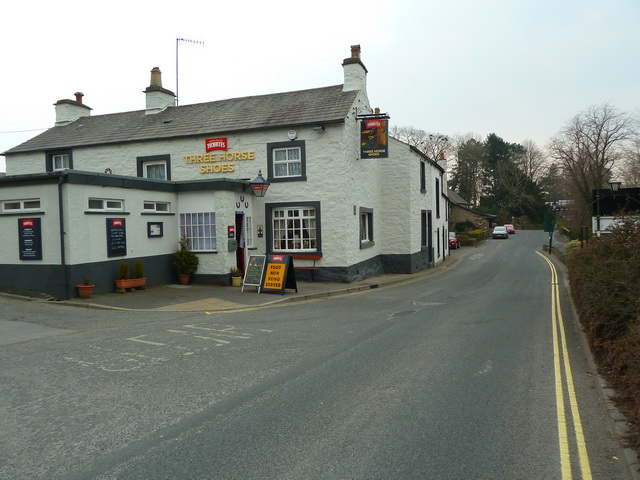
[18,218,42,260]
[261,254,298,295]
[106,218,127,257]
[360,118,389,159]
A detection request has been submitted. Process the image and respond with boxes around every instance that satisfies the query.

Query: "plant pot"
[231,276,242,287]
[115,277,147,291]
[76,284,95,299]
[178,274,191,285]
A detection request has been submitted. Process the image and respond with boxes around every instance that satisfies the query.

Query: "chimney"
[342,44,368,93]
[145,67,175,114]
[54,92,92,126]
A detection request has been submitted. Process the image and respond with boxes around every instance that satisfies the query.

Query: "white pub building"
[0,45,449,300]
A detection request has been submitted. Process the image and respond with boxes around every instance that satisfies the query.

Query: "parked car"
[448,232,461,249]
[504,224,516,234]
[492,226,508,239]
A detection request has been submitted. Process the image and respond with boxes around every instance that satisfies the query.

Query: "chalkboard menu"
[107,218,127,257]
[18,218,42,260]
[241,255,266,292]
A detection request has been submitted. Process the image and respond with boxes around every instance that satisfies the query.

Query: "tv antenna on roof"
[176,37,205,106]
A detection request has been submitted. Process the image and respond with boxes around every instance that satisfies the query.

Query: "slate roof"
[5,85,358,154]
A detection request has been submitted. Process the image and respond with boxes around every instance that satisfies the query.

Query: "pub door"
[235,213,246,273]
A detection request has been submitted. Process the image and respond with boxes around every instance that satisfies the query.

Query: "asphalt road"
[0,230,636,479]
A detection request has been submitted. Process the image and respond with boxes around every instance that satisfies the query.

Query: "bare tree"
[520,139,546,183]
[390,126,453,162]
[620,137,640,187]
[547,103,638,208]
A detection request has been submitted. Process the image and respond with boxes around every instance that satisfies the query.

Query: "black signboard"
[261,254,297,295]
[18,218,42,260]
[242,255,266,292]
[107,218,127,257]
[360,118,389,159]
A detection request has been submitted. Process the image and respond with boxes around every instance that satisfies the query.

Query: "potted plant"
[131,258,147,289]
[230,266,243,287]
[116,259,147,292]
[76,277,94,299]
[172,236,199,285]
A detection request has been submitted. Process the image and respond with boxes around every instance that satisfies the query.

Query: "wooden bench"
[290,254,322,282]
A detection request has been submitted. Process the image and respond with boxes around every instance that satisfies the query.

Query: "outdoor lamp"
[609,180,622,193]
[249,170,270,197]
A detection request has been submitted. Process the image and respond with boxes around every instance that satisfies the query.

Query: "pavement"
[3,248,471,313]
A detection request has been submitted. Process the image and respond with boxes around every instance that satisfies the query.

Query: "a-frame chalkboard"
[242,255,266,292]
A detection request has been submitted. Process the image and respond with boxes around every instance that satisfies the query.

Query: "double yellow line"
[537,251,592,479]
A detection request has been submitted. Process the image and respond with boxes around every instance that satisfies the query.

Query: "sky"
[1,0,639,172]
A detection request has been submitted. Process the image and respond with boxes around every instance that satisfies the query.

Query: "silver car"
[492,226,508,239]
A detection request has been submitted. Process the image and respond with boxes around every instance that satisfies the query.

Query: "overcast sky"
[1,0,638,172]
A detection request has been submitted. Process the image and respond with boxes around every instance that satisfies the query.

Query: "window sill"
[84,211,131,215]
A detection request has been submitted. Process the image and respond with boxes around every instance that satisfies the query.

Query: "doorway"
[235,213,245,273]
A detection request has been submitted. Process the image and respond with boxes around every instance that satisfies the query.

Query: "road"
[0,230,635,479]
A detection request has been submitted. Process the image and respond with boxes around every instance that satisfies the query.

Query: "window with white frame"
[273,147,301,177]
[179,212,216,251]
[272,207,317,251]
[53,154,70,170]
[143,201,170,213]
[267,140,306,181]
[360,207,374,247]
[137,154,171,180]
[46,151,73,172]
[143,161,167,180]
[2,199,41,213]
[88,198,124,211]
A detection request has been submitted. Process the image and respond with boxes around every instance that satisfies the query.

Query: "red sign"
[205,137,228,152]
[21,219,34,227]
[365,119,384,129]
[272,255,284,262]
[112,219,123,227]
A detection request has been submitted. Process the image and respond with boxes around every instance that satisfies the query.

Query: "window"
[267,141,306,181]
[143,201,170,213]
[420,161,426,193]
[179,212,216,251]
[53,154,70,170]
[2,199,41,213]
[359,207,374,248]
[46,151,73,172]
[272,206,317,251]
[273,147,301,177]
[137,154,171,180]
[88,198,124,211]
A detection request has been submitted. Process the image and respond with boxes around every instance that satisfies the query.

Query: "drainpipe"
[58,173,68,299]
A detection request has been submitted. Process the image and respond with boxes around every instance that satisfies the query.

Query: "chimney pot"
[74,92,84,103]
[351,45,361,58]
[150,67,163,88]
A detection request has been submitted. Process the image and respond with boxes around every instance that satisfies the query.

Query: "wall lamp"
[312,125,325,132]
[249,170,270,197]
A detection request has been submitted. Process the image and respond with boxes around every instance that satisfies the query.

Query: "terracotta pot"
[178,274,191,285]
[115,277,147,291]
[231,276,242,287]
[76,284,95,299]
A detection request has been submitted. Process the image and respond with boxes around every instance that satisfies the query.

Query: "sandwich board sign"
[261,254,297,294]
[242,255,266,292]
